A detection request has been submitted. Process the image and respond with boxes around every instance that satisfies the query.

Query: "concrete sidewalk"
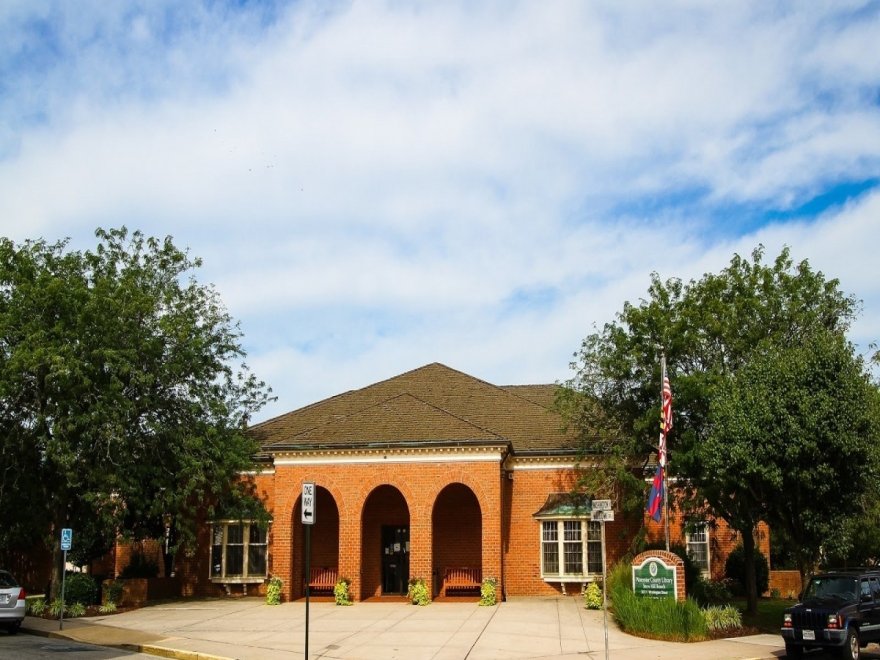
[21,596,787,660]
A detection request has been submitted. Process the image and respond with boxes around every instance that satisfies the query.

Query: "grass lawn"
[738,598,792,634]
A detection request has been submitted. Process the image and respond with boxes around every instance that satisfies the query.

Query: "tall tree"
[705,331,880,582]
[567,246,864,613]
[0,228,272,596]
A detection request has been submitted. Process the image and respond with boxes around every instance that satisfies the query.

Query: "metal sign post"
[59,528,72,631]
[302,483,316,660]
[591,502,613,660]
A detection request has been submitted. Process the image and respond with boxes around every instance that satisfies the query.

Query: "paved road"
[0,631,157,659]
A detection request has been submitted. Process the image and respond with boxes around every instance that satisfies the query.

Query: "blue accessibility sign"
[60,528,73,551]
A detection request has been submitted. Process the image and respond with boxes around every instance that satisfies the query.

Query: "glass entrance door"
[381,526,410,595]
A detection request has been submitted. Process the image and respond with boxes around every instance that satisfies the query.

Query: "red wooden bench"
[308,567,338,593]
[442,567,481,596]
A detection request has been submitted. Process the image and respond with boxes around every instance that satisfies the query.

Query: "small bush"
[479,577,498,606]
[120,553,159,579]
[266,576,283,605]
[27,596,46,616]
[67,602,87,618]
[690,577,733,607]
[703,605,742,632]
[334,578,352,606]
[49,598,66,618]
[584,582,603,610]
[724,545,769,596]
[103,580,124,606]
[407,577,430,606]
[64,572,98,605]
[99,602,118,614]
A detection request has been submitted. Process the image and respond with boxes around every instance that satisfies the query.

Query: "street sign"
[60,528,73,551]
[591,499,612,511]
[302,482,316,525]
[591,510,615,522]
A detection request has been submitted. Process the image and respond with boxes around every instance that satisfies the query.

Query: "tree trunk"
[743,528,758,615]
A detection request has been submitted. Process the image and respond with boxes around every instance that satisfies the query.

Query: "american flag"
[658,375,672,467]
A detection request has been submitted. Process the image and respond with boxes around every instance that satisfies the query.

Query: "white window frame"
[539,519,603,580]
[210,520,269,584]
[686,523,710,576]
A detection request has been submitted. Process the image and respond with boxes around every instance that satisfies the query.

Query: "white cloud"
[1,1,878,420]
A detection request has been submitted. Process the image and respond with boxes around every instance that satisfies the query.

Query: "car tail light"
[827,614,843,629]
[783,613,792,628]
[17,587,26,601]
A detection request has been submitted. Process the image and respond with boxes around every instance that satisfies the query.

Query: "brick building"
[174,363,767,601]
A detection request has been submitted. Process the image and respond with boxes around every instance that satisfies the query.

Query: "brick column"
[409,501,433,593]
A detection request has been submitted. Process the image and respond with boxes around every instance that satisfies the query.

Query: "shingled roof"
[251,363,576,453]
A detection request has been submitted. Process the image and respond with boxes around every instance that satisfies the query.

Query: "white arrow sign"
[591,510,615,522]
[302,482,316,525]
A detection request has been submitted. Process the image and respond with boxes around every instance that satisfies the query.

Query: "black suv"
[781,569,880,659]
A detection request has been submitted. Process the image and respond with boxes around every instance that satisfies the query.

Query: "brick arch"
[289,483,342,601]
[425,468,490,516]
[352,479,419,521]
[359,483,412,599]
[432,482,483,596]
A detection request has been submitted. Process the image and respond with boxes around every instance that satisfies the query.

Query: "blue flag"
[646,465,664,522]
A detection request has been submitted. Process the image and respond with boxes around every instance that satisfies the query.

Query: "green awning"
[533,492,592,519]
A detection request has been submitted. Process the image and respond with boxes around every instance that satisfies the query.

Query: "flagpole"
[661,352,670,552]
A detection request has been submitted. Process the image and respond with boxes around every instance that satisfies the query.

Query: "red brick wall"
[644,506,771,582]
[433,483,482,593]
[165,458,771,601]
[270,459,501,602]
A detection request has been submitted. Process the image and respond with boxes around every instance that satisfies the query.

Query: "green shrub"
[479,577,498,606]
[266,576,283,605]
[49,598,66,618]
[64,572,98,605]
[103,579,124,606]
[584,582,603,610]
[120,553,159,579]
[67,601,87,618]
[690,577,733,607]
[99,602,118,614]
[407,577,430,606]
[27,596,46,616]
[724,545,769,596]
[334,578,352,606]
[703,604,742,633]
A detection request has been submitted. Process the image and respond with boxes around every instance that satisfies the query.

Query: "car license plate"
[802,630,815,641]
[0,594,8,604]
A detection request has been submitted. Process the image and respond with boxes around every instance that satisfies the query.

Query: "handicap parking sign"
[61,528,73,551]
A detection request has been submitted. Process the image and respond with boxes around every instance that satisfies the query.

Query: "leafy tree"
[0,228,272,597]
[567,246,865,613]
[706,330,880,581]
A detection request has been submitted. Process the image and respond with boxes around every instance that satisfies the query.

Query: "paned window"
[210,521,269,581]
[686,523,710,574]
[540,520,604,578]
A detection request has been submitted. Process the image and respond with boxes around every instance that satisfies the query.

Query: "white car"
[0,570,26,634]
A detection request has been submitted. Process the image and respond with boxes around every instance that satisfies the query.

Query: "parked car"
[0,569,27,634]
[781,569,880,659]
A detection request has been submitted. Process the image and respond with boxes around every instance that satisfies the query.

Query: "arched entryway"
[432,483,482,597]
[292,486,340,599]
[360,485,410,599]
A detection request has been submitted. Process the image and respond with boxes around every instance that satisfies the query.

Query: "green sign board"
[632,558,677,599]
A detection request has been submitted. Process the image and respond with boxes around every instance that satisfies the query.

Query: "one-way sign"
[302,482,316,525]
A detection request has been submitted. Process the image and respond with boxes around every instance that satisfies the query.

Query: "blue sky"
[1,1,879,422]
